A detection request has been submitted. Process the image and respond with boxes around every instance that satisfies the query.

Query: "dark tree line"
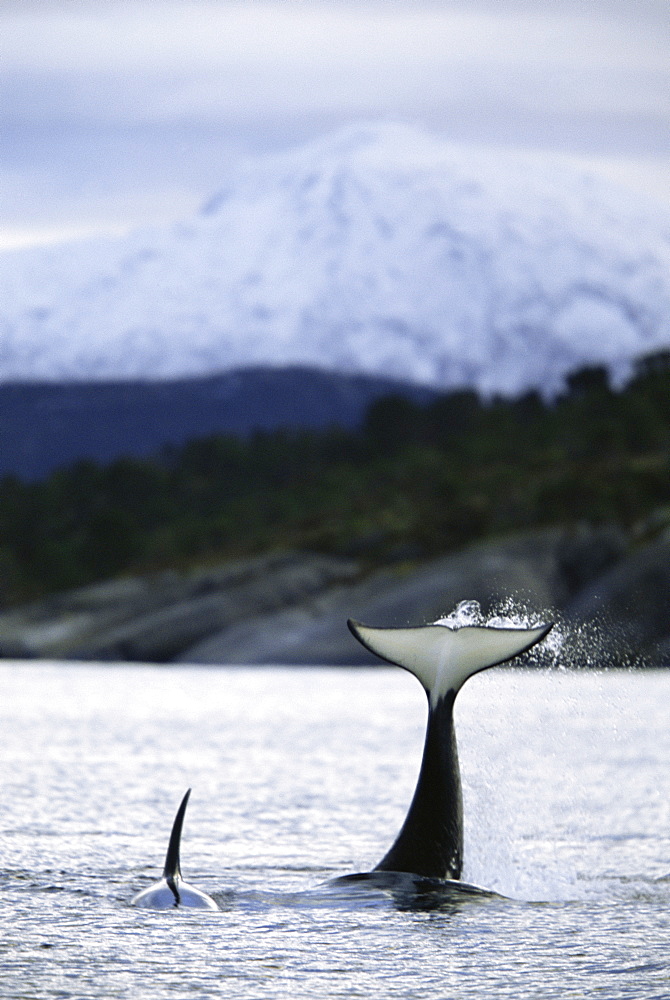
[2,351,670,606]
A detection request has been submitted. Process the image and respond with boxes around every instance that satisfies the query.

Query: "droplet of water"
[433,596,565,668]
[434,599,485,628]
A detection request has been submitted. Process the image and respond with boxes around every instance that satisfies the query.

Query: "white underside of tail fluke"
[348,620,552,704]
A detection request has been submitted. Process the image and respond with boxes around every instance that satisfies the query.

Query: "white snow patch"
[0,122,668,393]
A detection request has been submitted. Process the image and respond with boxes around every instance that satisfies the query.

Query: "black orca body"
[339,617,553,886]
[131,789,219,910]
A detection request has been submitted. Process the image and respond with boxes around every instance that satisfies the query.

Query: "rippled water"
[1,662,670,998]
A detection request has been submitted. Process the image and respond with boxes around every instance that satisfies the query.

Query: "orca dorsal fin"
[348,619,553,704]
[132,788,219,909]
[163,788,191,880]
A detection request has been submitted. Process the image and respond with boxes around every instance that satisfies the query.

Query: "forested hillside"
[2,350,669,607]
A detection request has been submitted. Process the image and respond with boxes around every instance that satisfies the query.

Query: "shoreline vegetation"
[1,351,670,664]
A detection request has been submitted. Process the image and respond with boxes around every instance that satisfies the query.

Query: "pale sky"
[1,0,668,249]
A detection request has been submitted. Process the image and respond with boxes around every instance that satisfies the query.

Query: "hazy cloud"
[1,0,668,244]
[2,2,666,131]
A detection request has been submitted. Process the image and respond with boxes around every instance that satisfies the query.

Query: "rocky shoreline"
[1,524,668,666]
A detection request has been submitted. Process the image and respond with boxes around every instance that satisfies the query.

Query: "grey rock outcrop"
[0,552,359,661]
[177,524,628,665]
[2,522,666,666]
[563,536,670,666]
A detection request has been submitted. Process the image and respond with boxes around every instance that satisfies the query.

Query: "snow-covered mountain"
[1,122,669,395]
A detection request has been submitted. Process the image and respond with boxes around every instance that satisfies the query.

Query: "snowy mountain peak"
[1,121,669,394]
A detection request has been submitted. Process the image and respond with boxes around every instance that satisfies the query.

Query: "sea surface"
[1,661,669,999]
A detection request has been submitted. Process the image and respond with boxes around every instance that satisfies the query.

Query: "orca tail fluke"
[347,619,553,703]
[163,787,191,880]
[346,614,554,881]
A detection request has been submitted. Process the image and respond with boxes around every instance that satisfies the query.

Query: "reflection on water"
[1,663,670,998]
